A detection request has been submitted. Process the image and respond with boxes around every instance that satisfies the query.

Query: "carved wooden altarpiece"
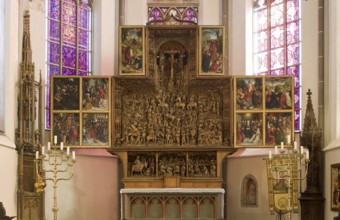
[109,26,235,189]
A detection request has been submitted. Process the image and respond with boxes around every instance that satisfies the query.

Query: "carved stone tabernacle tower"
[15,10,44,220]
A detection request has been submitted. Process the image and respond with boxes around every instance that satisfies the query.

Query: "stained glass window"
[46,0,92,129]
[253,0,301,130]
[148,6,198,25]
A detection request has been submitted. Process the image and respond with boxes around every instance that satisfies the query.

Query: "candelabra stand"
[34,140,76,220]
[266,142,310,220]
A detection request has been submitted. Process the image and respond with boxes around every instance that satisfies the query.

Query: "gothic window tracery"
[253,0,301,130]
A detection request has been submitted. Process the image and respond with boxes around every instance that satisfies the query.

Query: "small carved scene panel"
[52,77,80,110]
[158,152,186,177]
[128,152,156,177]
[52,113,80,146]
[82,78,110,111]
[188,152,217,177]
[82,113,109,146]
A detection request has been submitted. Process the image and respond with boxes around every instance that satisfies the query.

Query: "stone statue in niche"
[242,175,258,206]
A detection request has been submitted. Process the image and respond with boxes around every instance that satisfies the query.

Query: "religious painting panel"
[82,113,110,147]
[235,112,263,147]
[52,112,80,146]
[265,76,294,110]
[128,152,156,177]
[265,112,293,146]
[119,26,145,75]
[51,76,111,148]
[188,152,217,177]
[199,26,224,75]
[331,163,340,211]
[234,76,263,110]
[52,77,80,110]
[82,77,110,111]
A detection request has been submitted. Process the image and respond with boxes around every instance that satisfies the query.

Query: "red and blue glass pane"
[254,52,268,73]
[287,0,299,22]
[78,29,89,49]
[254,30,268,52]
[270,68,284,75]
[254,0,267,11]
[270,26,284,49]
[62,1,76,25]
[270,4,284,27]
[62,24,76,46]
[287,43,300,66]
[48,20,60,41]
[183,8,196,22]
[62,67,76,76]
[62,46,76,68]
[270,47,284,69]
[78,50,88,71]
[254,9,267,31]
[286,21,299,44]
[48,42,60,64]
[79,8,89,29]
[48,0,60,19]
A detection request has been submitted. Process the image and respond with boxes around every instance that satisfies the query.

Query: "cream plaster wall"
[44,152,119,220]
[227,150,300,220]
[324,0,340,219]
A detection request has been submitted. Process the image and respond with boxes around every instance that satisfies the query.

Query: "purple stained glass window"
[62,24,76,46]
[46,0,92,129]
[253,0,301,131]
[49,20,60,41]
[48,42,60,64]
[148,6,198,24]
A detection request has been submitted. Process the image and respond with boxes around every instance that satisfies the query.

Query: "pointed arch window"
[46,0,92,129]
[253,0,301,130]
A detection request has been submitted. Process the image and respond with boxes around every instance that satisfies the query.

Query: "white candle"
[306,150,309,160]
[47,142,51,151]
[300,146,304,154]
[54,135,57,144]
[41,146,45,155]
[281,142,284,150]
[269,151,272,159]
[35,151,39,159]
[67,147,70,155]
[72,151,76,160]
[275,146,278,154]
[287,135,291,144]
[60,142,64,151]
[294,141,297,150]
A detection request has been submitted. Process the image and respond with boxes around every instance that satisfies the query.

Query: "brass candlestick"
[266,142,309,220]
[34,138,76,220]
